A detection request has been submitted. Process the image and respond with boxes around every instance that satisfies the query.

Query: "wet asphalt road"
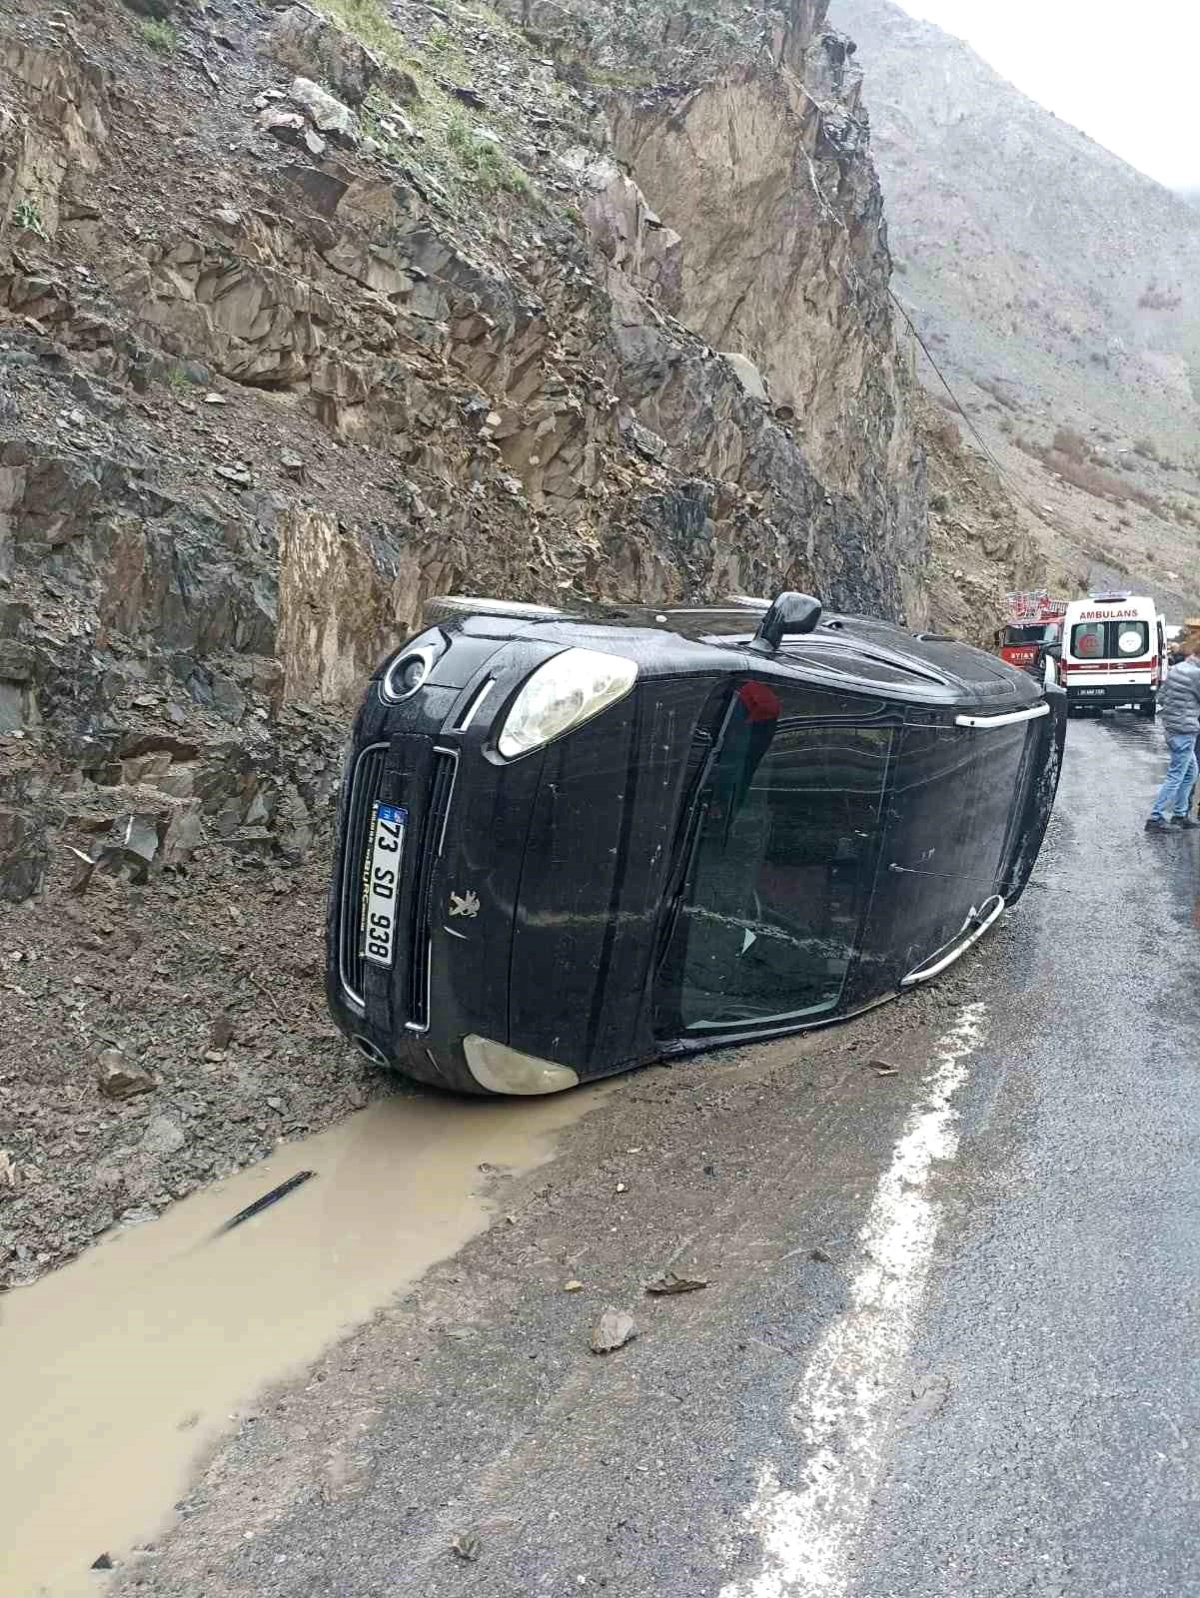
[121,714,1200,1598]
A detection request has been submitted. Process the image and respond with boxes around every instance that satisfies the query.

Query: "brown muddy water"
[1,1087,604,1597]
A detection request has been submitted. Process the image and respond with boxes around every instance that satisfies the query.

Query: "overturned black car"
[327,593,1065,1095]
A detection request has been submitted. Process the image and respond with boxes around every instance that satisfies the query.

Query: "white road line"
[721,1003,989,1598]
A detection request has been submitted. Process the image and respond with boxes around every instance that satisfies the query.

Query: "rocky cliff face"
[0,0,926,899]
[0,0,925,1279]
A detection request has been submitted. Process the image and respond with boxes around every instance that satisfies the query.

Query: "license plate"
[1076,688,1105,697]
[362,803,407,968]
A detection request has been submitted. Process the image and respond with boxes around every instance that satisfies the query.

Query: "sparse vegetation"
[1019,435,1168,517]
[978,377,1019,412]
[444,111,533,196]
[310,0,411,64]
[1138,281,1183,312]
[1133,436,1177,471]
[423,24,460,61]
[12,197,48,238]
[139,17,179,52]
[308,0,539,217]
[1051,427,1093,465]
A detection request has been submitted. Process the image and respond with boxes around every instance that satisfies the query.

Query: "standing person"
[1146,630,1200,832]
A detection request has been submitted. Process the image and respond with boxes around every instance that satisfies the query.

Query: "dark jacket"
[1159,656,1200,736]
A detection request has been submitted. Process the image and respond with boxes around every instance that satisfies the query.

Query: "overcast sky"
[898,0,1200,190]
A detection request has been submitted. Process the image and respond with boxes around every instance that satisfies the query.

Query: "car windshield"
[656,707,892,1031]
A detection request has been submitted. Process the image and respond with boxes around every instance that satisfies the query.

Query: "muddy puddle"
[1,1086,603,1597]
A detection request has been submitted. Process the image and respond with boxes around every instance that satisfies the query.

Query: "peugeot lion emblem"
[449,889,480,920]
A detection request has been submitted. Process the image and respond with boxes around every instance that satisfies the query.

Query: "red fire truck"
[997,592,1067,674]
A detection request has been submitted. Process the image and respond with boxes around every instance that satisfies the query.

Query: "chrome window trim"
[900,894,1006,988]
[954,703,1051,729]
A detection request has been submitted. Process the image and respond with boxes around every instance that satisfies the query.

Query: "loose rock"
[139,1115,187,1158]
[590,1306,637,1353]
[262,6,379,106]
[288,76,357,144]
[97,1050,156,1100]
[644,1271,708,1295]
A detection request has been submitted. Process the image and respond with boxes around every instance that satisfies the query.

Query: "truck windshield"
[656,716,891,1031]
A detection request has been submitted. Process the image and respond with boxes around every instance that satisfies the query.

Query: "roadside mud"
[1,1087,604,1597]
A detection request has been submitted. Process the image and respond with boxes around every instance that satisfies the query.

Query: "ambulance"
[1056,593,1165,716]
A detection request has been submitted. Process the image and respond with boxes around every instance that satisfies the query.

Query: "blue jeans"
[1150,732,1199,820]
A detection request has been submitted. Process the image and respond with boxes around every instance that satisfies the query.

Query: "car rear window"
[1071,620,1149,659]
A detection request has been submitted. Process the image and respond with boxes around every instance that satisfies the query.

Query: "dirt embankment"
[1,0,933,1283]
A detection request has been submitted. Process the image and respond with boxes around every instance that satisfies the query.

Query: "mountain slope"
[832,0,1200,445]
[830,0,1200,612]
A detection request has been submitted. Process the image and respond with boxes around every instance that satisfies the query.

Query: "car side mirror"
[1044,643,1061,659]
[749,591,823,654]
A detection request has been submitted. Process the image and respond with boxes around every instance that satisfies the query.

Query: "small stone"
[210,1014,235,1050]
[203,392,227,405]
[280,448,305,478]
[139,1115,186,1158]
[91,1553,114,1571]
[257,105,308,141]
[563,1279,584,1292]
[643,1271,708,1296]
[450,1532,481,1562]
[590,1306,636,1354]
[0,1148,16,1189]
[97,1049,155,1100]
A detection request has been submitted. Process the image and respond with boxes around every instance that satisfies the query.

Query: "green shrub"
[140,17,178,52]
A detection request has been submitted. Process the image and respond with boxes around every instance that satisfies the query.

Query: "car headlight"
[496,648,638,758]
[463,1035,579,1095]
